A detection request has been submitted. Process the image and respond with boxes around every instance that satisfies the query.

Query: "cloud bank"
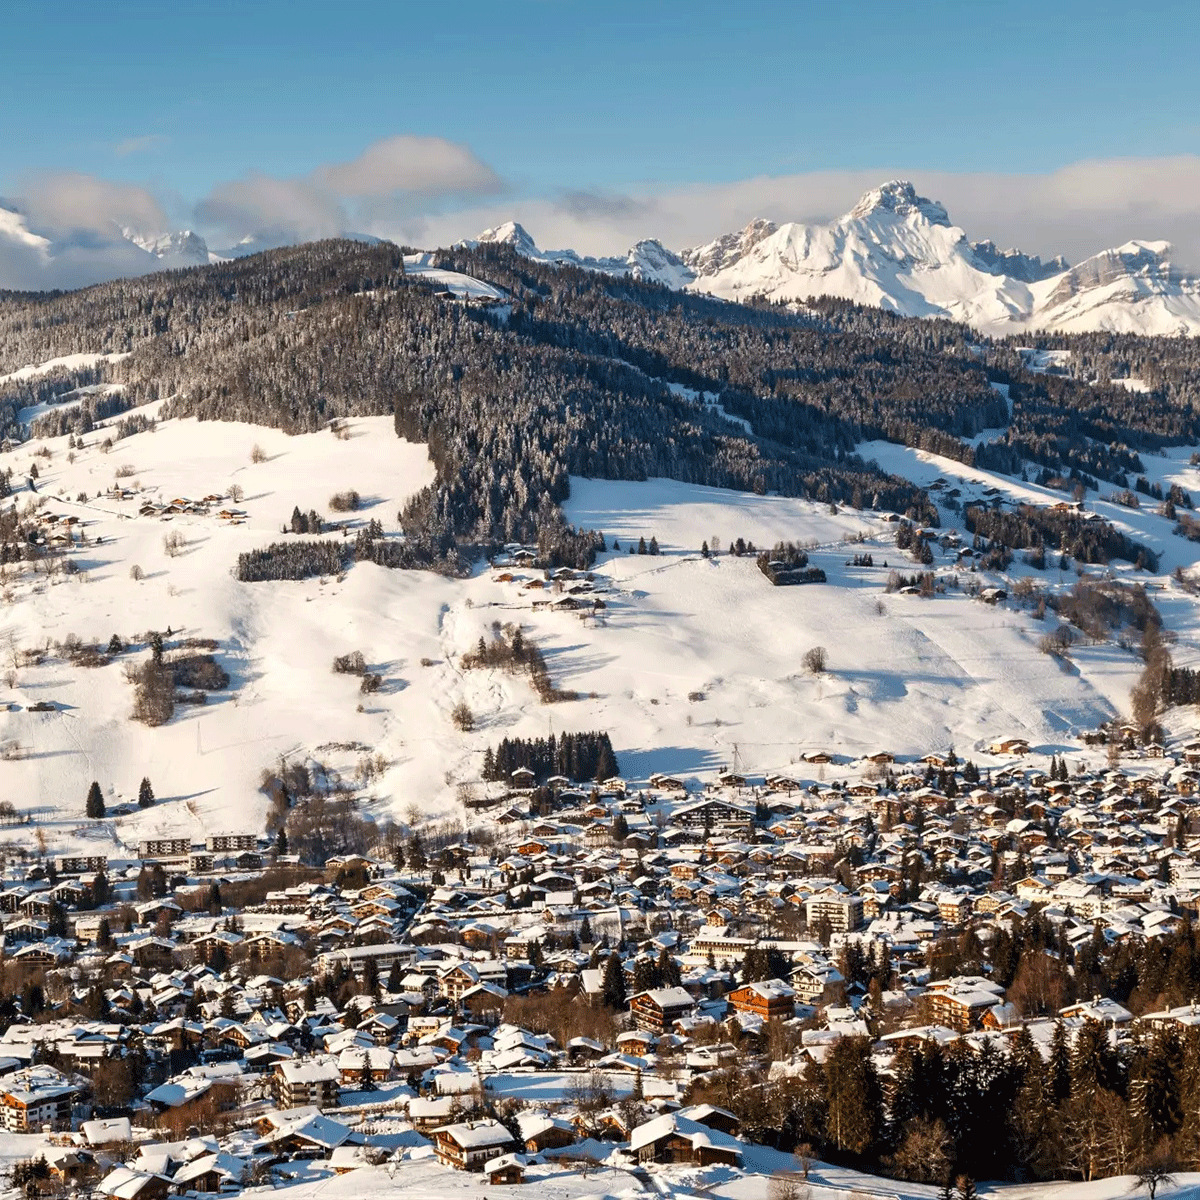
[3,149,1200,293]
[0,135,503,289]
[196,134,503,247]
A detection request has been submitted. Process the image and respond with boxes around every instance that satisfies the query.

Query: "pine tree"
[602,951,626,1010]
[824,1035,882,1158]
[1071,1018,1118,1103]
[276,827,289,855]
[408,833,427,873]
[1132,1028,1184,1144]
[138,776,154,807]
[91,870,109,907]
[363,956,380,997]
[86,780,105,819]
[1049,1019,1071,1104]
[387,959,404,993]
[206,883,222,915]
[358,1059,377,1092]
[658,946,681,988]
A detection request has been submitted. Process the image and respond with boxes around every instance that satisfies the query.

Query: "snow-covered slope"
[9,364,1200,858]
[475,182,1200,336]
[1026,240,1200,334]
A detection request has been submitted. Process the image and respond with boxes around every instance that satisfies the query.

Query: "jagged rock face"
[1045,242,1182,305]
[970,239,1067,284]
[680,219,779,275]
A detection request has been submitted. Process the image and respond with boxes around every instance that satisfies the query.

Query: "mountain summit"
[478,180,1200,335]
[847,179,950,225]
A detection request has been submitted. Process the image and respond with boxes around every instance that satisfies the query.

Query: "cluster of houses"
[489,546,610,617]
[3,738,1200,1188]
[133,494,246,523]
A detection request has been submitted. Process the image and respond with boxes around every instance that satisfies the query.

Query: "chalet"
[254,1110,359,1159]
[792,961,844,1005]
[629,986,694,1033]
[924,979,1005,1031]
[804,890,863,933]
[97,1168,170,1200]
[990,738,1031,756]
[936,892,974,924]
[675,798,754,828]
[515,1112,576,1153]
[649,774,688,793]
[433,1119,517,1171]
[336,1046,393,1084]
[486,1153,526,1185]
[171,1152,247,1194]
[630,1113,743,1166]
[766,774,802,792]
[727,978,796,1021]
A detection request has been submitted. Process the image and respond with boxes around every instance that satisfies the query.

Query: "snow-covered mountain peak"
[124,228,214,266]
[468,221,694,288]
[477,220,540,257]
[846,179,950,226]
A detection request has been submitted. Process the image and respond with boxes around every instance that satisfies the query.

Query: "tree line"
[482,731,619,784]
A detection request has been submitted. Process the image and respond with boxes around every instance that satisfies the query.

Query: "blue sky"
[2,0,1199,272]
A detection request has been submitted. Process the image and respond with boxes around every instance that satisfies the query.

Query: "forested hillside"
[2,240,1200,568]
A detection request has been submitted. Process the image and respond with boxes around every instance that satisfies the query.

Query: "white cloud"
[317,134,500,198]
[194,134,502,246]
[114,134,171,158]
[18,172,168,240]
[196,174,346,245]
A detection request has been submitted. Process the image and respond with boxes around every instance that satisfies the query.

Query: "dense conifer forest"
[3,240,1200,570]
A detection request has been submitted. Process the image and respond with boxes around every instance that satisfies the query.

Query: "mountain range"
[4,181,1200,335]
[474,181,1200,337]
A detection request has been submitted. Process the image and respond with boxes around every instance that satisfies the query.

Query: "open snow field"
[2,376,1197,859]
[559,478,1141,776]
